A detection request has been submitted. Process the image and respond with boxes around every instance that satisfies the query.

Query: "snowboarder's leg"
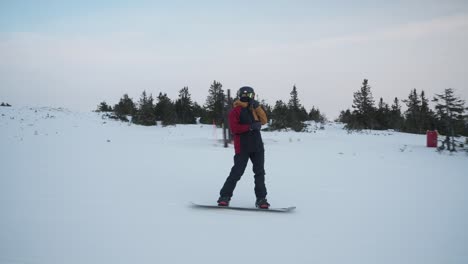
[219,153,249,198]
[250,150,267,199]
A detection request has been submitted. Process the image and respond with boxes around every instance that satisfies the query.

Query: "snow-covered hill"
[1,106,467,264]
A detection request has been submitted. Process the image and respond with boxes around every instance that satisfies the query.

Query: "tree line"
[96,80,326,131]
[96,78,467,144]
[338,79,467,150]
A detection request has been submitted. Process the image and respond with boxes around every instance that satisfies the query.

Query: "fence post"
[222,90,229,148]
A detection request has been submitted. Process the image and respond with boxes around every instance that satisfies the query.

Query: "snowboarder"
[217,86,270,209]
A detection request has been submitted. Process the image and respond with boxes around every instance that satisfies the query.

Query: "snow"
[1,106,467,264]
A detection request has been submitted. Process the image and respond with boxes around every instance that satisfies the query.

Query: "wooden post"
[223,92,228,148]
[223,124,228,148]
[227,89,233,142]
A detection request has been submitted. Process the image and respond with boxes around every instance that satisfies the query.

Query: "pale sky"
[1,0,467,118]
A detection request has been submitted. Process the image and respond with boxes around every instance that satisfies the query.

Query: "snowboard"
[191,202,296,213]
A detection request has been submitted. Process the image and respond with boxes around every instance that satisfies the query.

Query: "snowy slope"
[1,106,467,264]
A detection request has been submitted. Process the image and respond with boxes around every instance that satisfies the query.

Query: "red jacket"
[229,100,268,154]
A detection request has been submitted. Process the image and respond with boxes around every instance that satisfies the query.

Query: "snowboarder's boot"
[217,196,231,206]
[255,198,270,209]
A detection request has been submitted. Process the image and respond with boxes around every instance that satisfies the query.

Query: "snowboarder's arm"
[254,105,268,125]
[229,107,250,134]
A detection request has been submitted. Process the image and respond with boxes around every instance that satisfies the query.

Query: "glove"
[249,99,259,109]
[250,121,262,131]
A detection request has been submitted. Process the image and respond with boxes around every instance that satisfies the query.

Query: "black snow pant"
[219,151,267,199]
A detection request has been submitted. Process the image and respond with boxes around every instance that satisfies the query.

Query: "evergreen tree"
[389,97,404,131]
[270,100,289,130]
[299,106,309,122]
[309,106,326,123]
[155,92,177,126]
[96,101,113,112]
[288,85,308,122]
[192,102,206,124]
[133,91,156,126]
[433,88,466,151]
[420,90,434,131]
[403,89,421,133]
[347,79,376,129]
[203,80,225,126]
[175,87,196,124]
[113,94,136,121]
[375,98,390,130]
[287,85,307,131]
[338,109,353,124]
[465,106,468,137]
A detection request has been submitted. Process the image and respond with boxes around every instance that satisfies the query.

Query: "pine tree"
[288,85,300,110]
[114,94,136,121]
[348,79,376,129]
[288,85,308,122]
[300,106,309,122]
[433,88,466,151]
[270,100,289,130]
[287,85,307,131]
[389,97,404,131]
[338,109,353,124]
[203,80,225,126]
[403,89,421,133]
[133,91,156,126]
[155,92,177,126]
[175,87,196,124]
[309,106,326,123]
[192,102,206,124]
[96,101,112,112]
[420,90,434,131]
[465,106,468,137]
[375,98,390,130]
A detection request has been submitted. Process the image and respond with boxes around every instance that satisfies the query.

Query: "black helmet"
[237,86,255,99]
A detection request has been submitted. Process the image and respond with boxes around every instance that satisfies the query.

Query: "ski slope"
[1,106,467,264]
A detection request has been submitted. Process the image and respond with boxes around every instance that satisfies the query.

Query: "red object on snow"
[426,130,438,148]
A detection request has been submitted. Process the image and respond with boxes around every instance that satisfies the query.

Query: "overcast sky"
[1,0,467,118]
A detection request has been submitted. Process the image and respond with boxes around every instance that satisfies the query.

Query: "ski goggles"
[239,92,255,99]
